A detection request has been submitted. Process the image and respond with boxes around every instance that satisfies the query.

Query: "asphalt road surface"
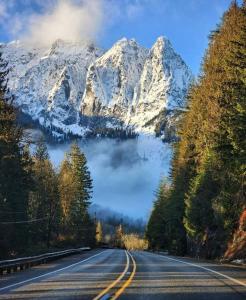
[0,249,245,299]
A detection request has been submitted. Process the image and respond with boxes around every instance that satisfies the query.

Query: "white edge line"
[156,254,246,288]
[0,250,108,292]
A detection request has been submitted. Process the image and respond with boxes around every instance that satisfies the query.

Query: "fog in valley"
[47,135,172,220]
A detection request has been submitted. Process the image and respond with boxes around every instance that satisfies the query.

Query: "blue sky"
[0,0,241,75]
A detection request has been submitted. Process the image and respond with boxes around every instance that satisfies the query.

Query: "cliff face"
[1,37,193,140]
[224,209,246,262]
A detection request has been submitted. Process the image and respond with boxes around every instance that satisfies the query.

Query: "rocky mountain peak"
[1,36,193,140]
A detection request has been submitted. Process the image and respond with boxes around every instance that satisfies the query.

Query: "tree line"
[0,57,95,258]
[95,221,148,251]
[146,1,246,259]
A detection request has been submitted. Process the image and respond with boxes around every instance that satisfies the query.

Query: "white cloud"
[0,0,105,46]
[0,0,166,46]
[0,1,9,21]
[9,15,24,36]
[22,0,104,46]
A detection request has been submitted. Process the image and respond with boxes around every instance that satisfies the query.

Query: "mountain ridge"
[1,36,193,141]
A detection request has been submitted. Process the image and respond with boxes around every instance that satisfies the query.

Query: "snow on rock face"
[82,38,148,117]
[129,37,193,132]
[1,37,193,139]
[1,39,103,134]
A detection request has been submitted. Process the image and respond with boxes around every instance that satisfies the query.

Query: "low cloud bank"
[47,136,171,219]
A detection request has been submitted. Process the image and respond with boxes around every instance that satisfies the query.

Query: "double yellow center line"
[93,250,136,300]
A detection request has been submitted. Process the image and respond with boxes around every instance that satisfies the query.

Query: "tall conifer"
[0,52,32,257]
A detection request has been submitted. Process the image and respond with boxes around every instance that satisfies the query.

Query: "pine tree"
[185,2,245,254]
[69,143,93,245]
[0,52,33,257]
[58,143,94,246]
[70,143,93,209]
[96,221,103,245]
[115,224,124,248]
[58,155,75,234]
[179,1,245,257]
[145,182,170,250]
[146,2,246,258]
[184,155,221,257]
[30,140,61,248]
[212,2,246,235]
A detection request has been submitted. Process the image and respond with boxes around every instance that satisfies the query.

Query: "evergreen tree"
[146,1,246,258]
[115,224,124,248]
[183,2,246,256]
[70,143,92,208]
[96,221,103,245]
[58,143,94,246]
[212,2,246,235]
[0,52,33,257]
[69,143,93,245]
[30,140,61,248]
[184,155,221,257]
[58,155,75,236]
[145,182,170,250]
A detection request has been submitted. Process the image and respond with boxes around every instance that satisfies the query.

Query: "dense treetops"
[146,1,246,259]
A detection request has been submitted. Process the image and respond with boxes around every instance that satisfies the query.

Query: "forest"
[0,76,95,258]
[146,1,246,260]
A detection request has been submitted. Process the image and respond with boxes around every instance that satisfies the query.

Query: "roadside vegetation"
[146,1,246,260]
[0,60,95,258]
[122,234,148,251]
[95,221,148,250]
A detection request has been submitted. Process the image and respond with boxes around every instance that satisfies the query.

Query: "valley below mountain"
[46,134,171,218]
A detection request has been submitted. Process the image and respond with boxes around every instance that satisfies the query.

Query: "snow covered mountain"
[1,37,193,140]
[82,38,148,117]
[129,37,193,132]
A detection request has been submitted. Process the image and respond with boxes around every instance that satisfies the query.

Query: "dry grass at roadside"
[122,234,148,251]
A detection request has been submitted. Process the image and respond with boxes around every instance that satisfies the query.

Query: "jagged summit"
[154,35,170,45]
[1,36,193,140]
[82,37,148,115]
[152,36,177,59]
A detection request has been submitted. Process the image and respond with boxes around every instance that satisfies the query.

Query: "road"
[0,249,245,299]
